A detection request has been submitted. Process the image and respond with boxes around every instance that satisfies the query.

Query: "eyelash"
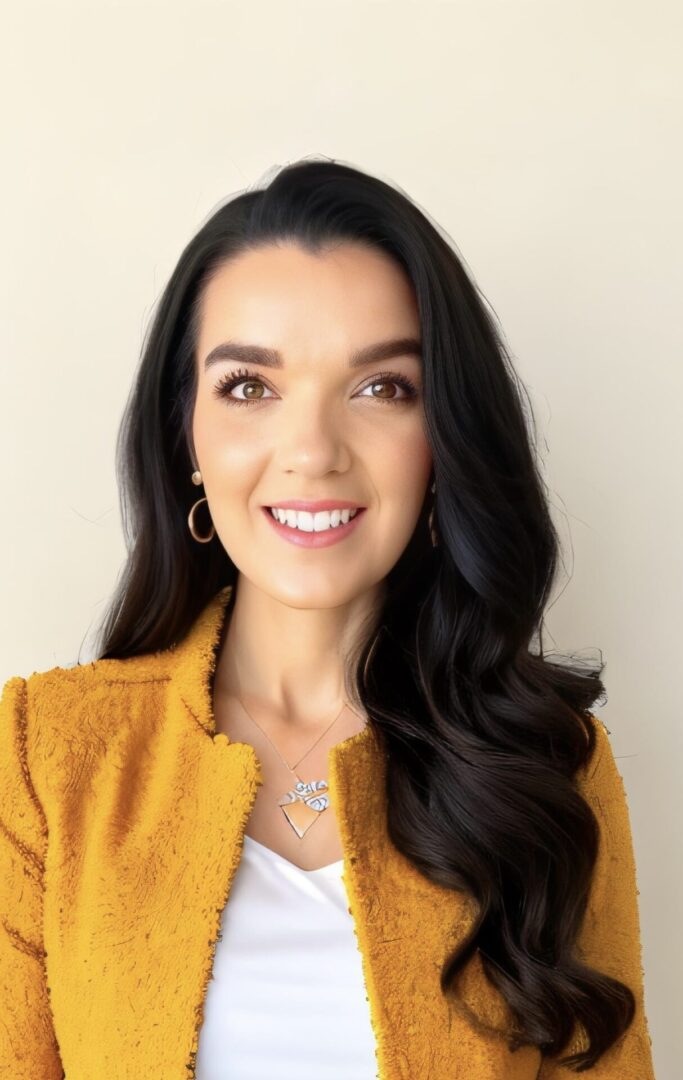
[211,366,419,408]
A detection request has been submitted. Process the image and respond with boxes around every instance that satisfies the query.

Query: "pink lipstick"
[261,505,367,548]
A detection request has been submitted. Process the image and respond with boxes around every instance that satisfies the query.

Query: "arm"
[0,675,64,1078]
[538,715,655,1078]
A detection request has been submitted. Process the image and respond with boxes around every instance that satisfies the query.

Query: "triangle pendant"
[278,778,330,839]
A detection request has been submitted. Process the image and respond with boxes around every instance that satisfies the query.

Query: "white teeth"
[269,507,359,532]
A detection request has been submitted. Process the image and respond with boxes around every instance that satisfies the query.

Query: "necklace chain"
[235,695,348,779]
[228,655,367,840]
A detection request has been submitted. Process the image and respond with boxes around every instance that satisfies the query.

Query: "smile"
[261,506,366,548]
[268,507,360,531]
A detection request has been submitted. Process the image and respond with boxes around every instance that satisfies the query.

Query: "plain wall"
[2,2,680,1075]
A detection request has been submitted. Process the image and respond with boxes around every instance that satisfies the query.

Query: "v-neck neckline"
[241,833,345,875]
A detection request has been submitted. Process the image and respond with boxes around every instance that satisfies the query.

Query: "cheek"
[192,397,265,481]
[193,393,433,499]
[372,423,433,495]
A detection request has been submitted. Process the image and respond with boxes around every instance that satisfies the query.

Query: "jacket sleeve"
[0,675,64,1078]
[538,715,656,1078]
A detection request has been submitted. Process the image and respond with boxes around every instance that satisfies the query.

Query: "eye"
[212,366,275,406]
[212,367,419,407]
[357,370,419,404]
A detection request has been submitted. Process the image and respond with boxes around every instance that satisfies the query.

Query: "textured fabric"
[0,584,655,1078]
[194,834,378,1078]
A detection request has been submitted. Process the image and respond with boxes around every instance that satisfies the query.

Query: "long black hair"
[93,155,634,1070]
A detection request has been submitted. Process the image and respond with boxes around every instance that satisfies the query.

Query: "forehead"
[196,241,420,359]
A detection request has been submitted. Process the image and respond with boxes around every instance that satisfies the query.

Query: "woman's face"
[192,240,433,608]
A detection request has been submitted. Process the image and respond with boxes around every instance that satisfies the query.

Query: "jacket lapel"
[157,585,533,1078]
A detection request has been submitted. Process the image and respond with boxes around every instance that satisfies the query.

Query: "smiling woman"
[0,156,654,1079]
[189,239,432,607]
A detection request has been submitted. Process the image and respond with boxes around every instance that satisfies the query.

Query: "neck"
[212,574,383,732]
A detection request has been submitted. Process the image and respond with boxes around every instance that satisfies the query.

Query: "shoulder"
[576,712,630,814]
[22,648,175,695]
[1,650,177,809]
[2,649,175,747]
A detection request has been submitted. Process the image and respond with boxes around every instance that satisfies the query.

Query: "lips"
[262,505,366,547]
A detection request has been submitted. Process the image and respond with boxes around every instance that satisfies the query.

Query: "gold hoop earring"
[428,480,439,547]
[188,469,215,543]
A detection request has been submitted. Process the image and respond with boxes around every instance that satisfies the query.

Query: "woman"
[0,157,654,1078]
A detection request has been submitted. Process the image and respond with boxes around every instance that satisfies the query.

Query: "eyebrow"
[203,336,422,371]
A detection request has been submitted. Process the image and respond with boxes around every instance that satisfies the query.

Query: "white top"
[194,833,379,1079]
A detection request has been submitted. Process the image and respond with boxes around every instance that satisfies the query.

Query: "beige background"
[2,2,680,1074]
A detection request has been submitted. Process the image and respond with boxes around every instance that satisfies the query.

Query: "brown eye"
[212,367,273,407]
[365,381,398,400]
[357,371,418,404]
[212,367,419,408]
[240,381,266,400]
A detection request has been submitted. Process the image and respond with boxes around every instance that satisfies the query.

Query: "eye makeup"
[211,365,420,408]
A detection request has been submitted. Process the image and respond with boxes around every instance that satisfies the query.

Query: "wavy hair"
[93,155,634,1070]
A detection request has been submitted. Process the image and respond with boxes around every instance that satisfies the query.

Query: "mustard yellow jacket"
[0,586,655,1078]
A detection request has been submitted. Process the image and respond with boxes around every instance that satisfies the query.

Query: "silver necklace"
[236,694,350,839]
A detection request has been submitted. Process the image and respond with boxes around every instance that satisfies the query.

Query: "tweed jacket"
[0,585,654,1079]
